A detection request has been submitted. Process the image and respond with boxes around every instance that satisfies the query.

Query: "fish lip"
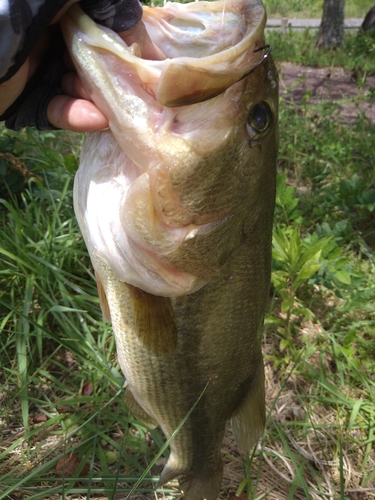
[162,44,272,107]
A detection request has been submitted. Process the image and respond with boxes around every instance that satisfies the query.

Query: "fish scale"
[61,0,278,498]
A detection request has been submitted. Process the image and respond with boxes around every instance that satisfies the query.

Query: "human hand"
[0,11,163,132]
[47,69,110,132]
[0,2,109,133]
[0,44,109,132]
[47,19,165,131]
[46,0,110,131]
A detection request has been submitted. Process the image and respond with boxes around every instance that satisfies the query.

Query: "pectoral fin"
[127,284,177,355]
[125,386,158,428]
[231,361,265,454]
[95,271,111,322]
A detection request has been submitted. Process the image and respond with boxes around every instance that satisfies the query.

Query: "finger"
[61,71,91,100]
[47,95,109,132]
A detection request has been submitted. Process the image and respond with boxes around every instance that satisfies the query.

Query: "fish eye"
[246,101,272,139]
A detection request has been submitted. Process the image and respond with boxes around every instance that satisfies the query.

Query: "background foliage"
[262,0,373,19]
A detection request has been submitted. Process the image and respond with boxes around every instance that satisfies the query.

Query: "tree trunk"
[317,0,345,48]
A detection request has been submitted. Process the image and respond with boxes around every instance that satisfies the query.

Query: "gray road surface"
[266,18,362,31]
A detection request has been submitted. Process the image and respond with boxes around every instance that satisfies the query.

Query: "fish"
[60,1,278,498]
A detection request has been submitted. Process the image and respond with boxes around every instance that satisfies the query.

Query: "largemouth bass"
[61,1,278,498]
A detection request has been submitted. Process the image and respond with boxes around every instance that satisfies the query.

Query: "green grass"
[262,0,374,19]
[0,129,171,499]
[1,98,375,498]
[266,29,375,76]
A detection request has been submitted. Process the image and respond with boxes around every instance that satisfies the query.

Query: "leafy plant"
[274,172,302,226]
[270,227,328,342]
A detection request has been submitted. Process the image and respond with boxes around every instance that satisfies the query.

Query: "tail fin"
[231,361,265,454]
[158,453,222,500]
[179,468,223,500]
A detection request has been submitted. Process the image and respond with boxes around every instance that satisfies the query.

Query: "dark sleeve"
[0,0,68,130]
[0,31,66,131]
[0,0,68,84]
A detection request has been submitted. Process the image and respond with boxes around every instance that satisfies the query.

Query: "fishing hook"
[237,45,272,82]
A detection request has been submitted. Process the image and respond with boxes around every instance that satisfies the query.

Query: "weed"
[267,29,375,78]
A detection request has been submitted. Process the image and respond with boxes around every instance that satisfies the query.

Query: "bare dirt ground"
[278,62,375,124]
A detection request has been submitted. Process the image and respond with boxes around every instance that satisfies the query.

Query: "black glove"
[0,31,65,130]
[81,0,142,32]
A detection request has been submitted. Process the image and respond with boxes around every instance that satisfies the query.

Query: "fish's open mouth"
[62,0,267,107]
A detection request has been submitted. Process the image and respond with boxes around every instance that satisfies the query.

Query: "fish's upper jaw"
[144,0,267,106]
